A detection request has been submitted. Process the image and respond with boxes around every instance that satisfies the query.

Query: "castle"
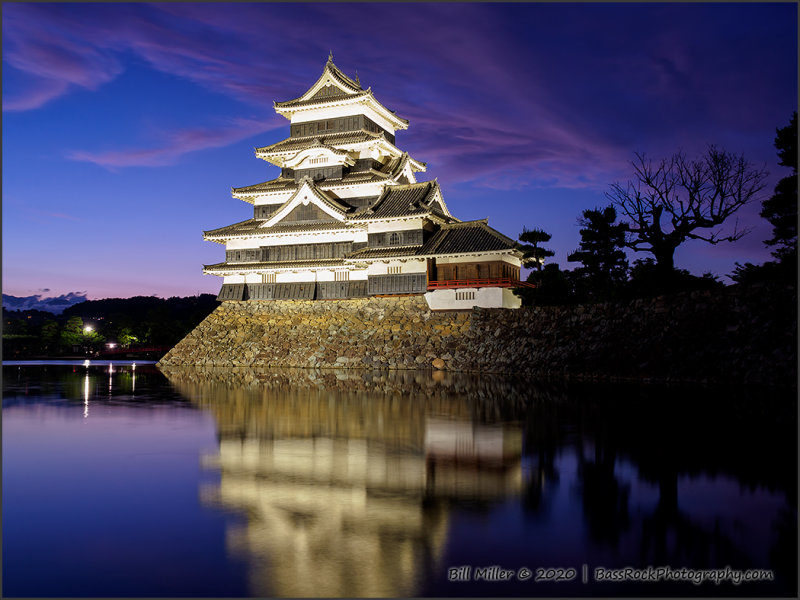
[204,55,527,310]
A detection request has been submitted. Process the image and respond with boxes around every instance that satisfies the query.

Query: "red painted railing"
[427,278,536,290]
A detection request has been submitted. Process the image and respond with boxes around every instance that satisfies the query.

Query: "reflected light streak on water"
[83,373,89,419]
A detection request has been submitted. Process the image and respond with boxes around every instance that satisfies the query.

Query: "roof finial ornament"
[355,70,360,86]
[328,50,333,63]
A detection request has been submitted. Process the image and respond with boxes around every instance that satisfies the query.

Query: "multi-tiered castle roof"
[203,55,526,309]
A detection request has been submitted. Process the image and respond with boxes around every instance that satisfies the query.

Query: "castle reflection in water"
[160,367,797,598]
[162,368,527,597]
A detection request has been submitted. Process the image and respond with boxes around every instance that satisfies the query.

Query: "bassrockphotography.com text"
[447,564,775,586]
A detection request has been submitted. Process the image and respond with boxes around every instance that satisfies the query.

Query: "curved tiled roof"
[204,219,517,266]
[204,218,361,240]
[204,258,346,273]
[233,153,425,199]
[233,178,297,195]
[256,130,386,155]
[275,89,371,109]
[350,181,453,221]
[275,56,363,107]
[265,221,363,233]
[204,218,263,238]
[418,220,516,255]
[273,58,408,128]
[345,246,423,260]
[379,152,426,175]
[346,221,516,260]
[264,177,352,224]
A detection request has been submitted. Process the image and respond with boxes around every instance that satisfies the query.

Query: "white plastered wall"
[424,287,521,310]
[434,252,520,267]
[366,218,424,233]
[249,191,295,205]
[324,181,388,199]
[225,230,367,250]
[366,259,426,276]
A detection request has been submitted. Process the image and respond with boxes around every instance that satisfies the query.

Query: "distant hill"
[63,294,218,322]
[2,292,88,314]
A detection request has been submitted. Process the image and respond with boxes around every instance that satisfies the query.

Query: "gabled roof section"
[273,56,409,130]
[204,258,346,274]
[351,180,454,221]
[275,54,363,107]
[206,219,360,239]
[232,177,296,199]
[283,140,355,169]
[424,179,452,217]
[351,181,433,220]
[204,218,264,242]
[256,130,385,156]
[231,168,406,202]
[380,152,427,184]
[417,220,517,255]
[345,246,423,260]
[343,220,520,260]
[264,177,350,227]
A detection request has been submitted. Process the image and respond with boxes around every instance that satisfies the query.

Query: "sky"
[2,2,797,300]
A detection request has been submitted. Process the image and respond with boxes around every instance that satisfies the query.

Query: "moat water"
[2,361,796,597]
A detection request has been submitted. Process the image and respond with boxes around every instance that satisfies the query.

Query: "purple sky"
[3,3,797,299]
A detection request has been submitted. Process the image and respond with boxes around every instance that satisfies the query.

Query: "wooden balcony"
[427,278,535,290]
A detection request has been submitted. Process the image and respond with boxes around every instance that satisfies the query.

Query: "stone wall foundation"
[158,284,796,386]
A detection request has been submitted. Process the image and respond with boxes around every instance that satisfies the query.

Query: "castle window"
[456,291,475,301]
[388,232,400,245]
[334,271,349,281]
[388,266,401,274]
[262,273,276,283]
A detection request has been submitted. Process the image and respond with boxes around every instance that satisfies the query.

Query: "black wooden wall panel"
[294,166,343,182]
[316,280,369,299]
[254,205,277,219]
[273,283,315,300]
[290,115,393,142]
[226,248,262,263]
[246,283,276,300]
[261,241,352,262]
[217,283,246,301]
[368,273,426,295]
[368,230,423,248]
[282,203,337,223]
[245,281,369,301]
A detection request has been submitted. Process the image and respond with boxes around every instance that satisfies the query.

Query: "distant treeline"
[3,294,218,358]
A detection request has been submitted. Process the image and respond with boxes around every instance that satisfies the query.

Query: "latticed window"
[262,273,276,283]
[334,271,349,281]
[389,233,400,245]
[387,266,401,274]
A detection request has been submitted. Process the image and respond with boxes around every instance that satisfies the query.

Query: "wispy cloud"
[67,117,279,169]
[22,207,82,222]
[2,4,125,109]
[3,2,795,188]
[2,3,319,112]
[3,77,69,112]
